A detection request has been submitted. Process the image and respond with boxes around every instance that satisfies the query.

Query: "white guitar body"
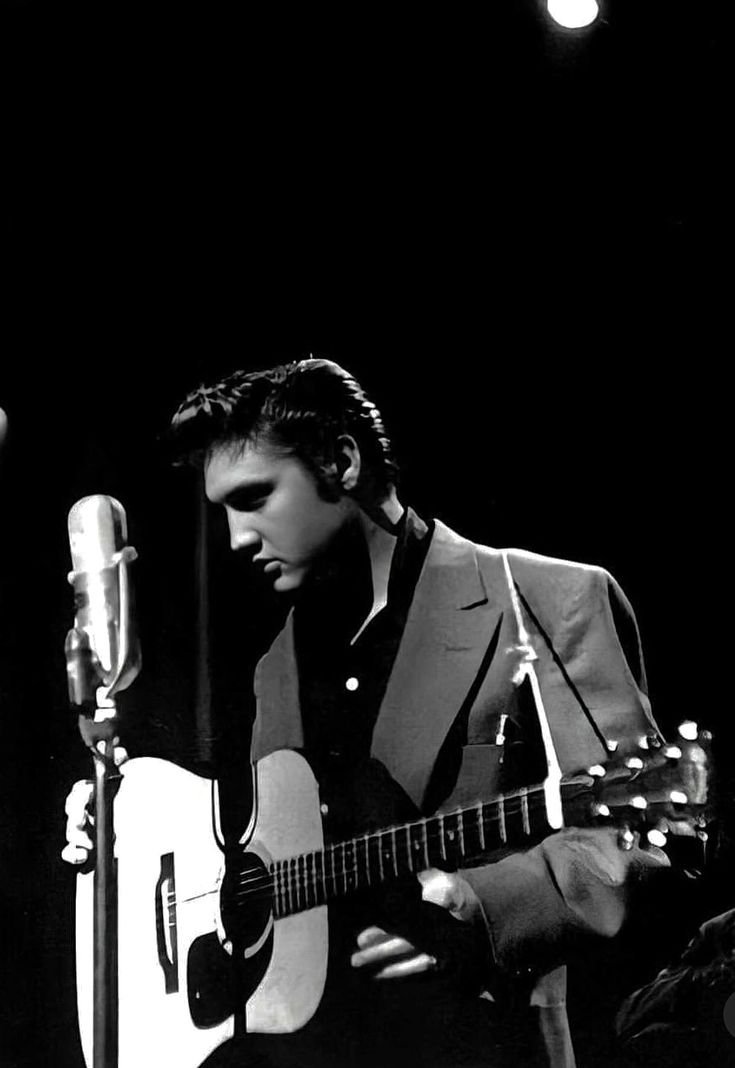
[76,751,328,1068]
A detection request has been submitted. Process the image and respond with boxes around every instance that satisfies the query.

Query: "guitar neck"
[270,781,570,920]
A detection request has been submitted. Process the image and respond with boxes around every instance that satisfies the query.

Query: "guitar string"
[246,794,551,909]
[172,790,550,910]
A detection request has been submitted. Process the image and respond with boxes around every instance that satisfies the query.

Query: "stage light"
[547,0,599,29]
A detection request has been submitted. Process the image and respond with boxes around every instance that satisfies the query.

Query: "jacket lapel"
[370,521,504,808]
[251,521,507,809]
[250,609,303,762]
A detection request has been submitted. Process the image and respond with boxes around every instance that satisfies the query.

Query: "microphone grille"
[68,495,128,572]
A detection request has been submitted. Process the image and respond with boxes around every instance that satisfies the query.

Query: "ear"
[335,435,361,492]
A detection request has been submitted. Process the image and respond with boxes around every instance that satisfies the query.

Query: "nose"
[226,510,260,554]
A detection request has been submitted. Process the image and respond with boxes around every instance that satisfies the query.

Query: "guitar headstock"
[567,721,712,849]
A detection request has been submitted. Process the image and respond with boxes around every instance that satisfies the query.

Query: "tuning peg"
[678,721,698,741]
[618,826,635,851]
[592,803,611,818]
[630,796,647,810]
[647,828,668,848]
[606,739,619,753]
[670,790,688,805]
[626,757,644,770]
[588,764,606,778]
[662,745,682,761]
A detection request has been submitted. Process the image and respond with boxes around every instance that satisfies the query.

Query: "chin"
[272,567,306,592]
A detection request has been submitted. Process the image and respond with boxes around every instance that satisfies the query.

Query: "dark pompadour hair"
[167,358,398,497]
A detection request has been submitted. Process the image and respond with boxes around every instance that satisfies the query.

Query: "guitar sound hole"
[219,851,273,952]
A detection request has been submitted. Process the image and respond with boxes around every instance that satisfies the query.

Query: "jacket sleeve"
[461,827,668,974]
[459,561,667,974]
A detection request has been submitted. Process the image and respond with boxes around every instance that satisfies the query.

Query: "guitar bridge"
[155,852,179,993]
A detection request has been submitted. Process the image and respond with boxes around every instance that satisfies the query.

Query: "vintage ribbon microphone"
[66,495,142,1068]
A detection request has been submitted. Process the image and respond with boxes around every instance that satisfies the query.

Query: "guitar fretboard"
[268,782,562,920]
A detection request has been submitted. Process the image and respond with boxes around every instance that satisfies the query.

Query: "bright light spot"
[647,829,667,848]
[547,0,599,29]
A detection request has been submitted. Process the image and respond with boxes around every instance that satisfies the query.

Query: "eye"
[227,485,272,512]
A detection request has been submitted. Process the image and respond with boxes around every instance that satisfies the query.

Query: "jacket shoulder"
[500,546,608,586]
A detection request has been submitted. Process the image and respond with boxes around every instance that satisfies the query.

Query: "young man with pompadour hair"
[66,357,669,1068]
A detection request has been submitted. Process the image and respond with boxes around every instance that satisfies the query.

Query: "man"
[65,358,666,1066]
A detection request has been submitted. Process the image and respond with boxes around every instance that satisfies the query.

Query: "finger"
[356,926,390,949]
[64,780,94,820]
[61,843,91,866]
[418,869,461,911]
[665,820,697,838]
[418,868,482,924]
[373,953,438,980]
[113,745,129,768]
[95,741,129,767]
[65,819,93,850]
[351,934,415,969]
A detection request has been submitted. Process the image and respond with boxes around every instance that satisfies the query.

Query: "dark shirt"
[293,507,432,837]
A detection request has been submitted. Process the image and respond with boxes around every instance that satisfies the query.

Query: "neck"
[350,489,404,642]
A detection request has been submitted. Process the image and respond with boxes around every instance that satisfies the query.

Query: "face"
[204,439,355,592]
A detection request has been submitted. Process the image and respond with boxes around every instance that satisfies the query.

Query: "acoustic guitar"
[75,727,710,1068]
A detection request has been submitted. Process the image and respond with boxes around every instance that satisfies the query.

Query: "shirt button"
[320,802,329,816]
[345,676,359,692]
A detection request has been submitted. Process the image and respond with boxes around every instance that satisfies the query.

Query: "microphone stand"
[82,693,120,1068]
[66,542,140,1068]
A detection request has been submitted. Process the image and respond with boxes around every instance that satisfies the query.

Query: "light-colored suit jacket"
[250,520,662,1016]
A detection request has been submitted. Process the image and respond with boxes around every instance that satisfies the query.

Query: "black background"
[0,1,728,1065]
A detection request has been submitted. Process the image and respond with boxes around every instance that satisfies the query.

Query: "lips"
[262,560,282,573]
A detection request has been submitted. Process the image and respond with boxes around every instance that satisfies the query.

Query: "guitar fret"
[362,834,371,886]
[498,796,506,843]
[390,828,398,876]
[343,842,350,895]
[457,809,465,857]
[438,813,446,862]
[333,843,342,897]
[315,851,324,906]
[404,826,414,872]
[521,789,530,836]
[477,803,485,850]
[422,819,430,868]
[326,845,335,899]
[304,853,313,910]
[311,852,319,909]
[290,858,298,912]
[377,832,385,881]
